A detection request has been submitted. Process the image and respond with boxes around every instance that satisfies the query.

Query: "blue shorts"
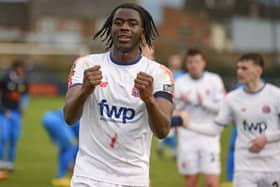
[43,112,77,149]
[0,110,22,141]
[0,114,8,141]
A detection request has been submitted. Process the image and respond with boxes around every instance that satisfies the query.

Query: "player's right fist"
[82,65,102,95]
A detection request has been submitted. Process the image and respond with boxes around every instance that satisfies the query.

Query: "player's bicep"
[153,65,174,95]
[154,96,173,118]
[65,85,82,103]
[152,64,174,116]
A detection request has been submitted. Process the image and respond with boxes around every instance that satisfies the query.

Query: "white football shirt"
[68,52,173,186]
[215,83,280,172]
[174,72,225,144]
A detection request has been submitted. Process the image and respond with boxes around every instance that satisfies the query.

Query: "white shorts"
[177,138,220,175]
[234,171,280,187]
[71,176,147,187]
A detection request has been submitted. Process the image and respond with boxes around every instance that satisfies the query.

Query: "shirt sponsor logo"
[99,99,135,123]
[243,120,267,133]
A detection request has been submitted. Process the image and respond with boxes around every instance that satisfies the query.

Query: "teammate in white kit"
[64,3,174,187]
[179,53,280,187]
[174,48,225,187]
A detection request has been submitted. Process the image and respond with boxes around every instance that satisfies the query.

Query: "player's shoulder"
[265,83,280,95]
[226,88,243,100]
[75,52,109,66]
[143,56,173,77]
[204,71,223,81]
[265,83,280,90]
[141,55,160,67]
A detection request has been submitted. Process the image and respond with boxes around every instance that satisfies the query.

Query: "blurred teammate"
[142,44,155,60]
[64,3,173,187]
[174,49,225,187]
[43,109,79,186]
[157,54,185,158]
[0,60,29,174]
[168,54,185,80]
[180,53,280,187]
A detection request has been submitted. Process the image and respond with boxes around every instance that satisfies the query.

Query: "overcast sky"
[138,0,184,24]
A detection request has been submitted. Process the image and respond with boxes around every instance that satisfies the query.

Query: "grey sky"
[138,0,184,24]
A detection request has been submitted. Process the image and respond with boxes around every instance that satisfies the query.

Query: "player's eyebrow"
[114,17,140,23]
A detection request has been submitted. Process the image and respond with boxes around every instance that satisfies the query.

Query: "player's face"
[111,8,143,53]
[168,55,182,72]
[236,60,262,84]
[186,54,206,78]
[15,66,25,78]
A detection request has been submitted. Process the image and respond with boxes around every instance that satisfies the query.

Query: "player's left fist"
[134,72,153,103]
[249,134,268,153]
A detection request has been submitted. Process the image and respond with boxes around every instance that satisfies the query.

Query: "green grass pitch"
[0,96,232,187]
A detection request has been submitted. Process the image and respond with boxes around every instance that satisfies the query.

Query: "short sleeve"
[153,64,174,96]
[67,57,87,88]
[214,97,233,127]
[213,75,226,101]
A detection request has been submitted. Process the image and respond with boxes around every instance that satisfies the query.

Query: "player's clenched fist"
[82,65,102,95]
[134,72,153,103]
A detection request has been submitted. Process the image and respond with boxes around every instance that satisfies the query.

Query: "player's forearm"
[265,131,280,143]
[188,121,223,136]
[145,97,172,139]
[64,88,89,125]
[202,100,221,113]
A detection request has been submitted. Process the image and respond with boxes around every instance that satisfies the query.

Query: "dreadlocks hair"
[93,3,159,52]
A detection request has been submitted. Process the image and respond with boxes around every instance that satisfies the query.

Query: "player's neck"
[245,79,264,92]
[190,72,204,80]
[111,47,140,64]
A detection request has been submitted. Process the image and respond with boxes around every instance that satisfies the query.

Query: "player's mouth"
[118,35,131,43]
[237,76,245,81]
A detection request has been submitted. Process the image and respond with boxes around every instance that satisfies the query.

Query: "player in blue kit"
[43,108,79,186]
[0,60,29,174]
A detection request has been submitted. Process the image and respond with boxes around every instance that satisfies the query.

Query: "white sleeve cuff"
[266,131,280,143]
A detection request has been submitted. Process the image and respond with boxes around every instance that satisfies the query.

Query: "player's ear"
[257,65,263,76]
[140,34,146,47]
